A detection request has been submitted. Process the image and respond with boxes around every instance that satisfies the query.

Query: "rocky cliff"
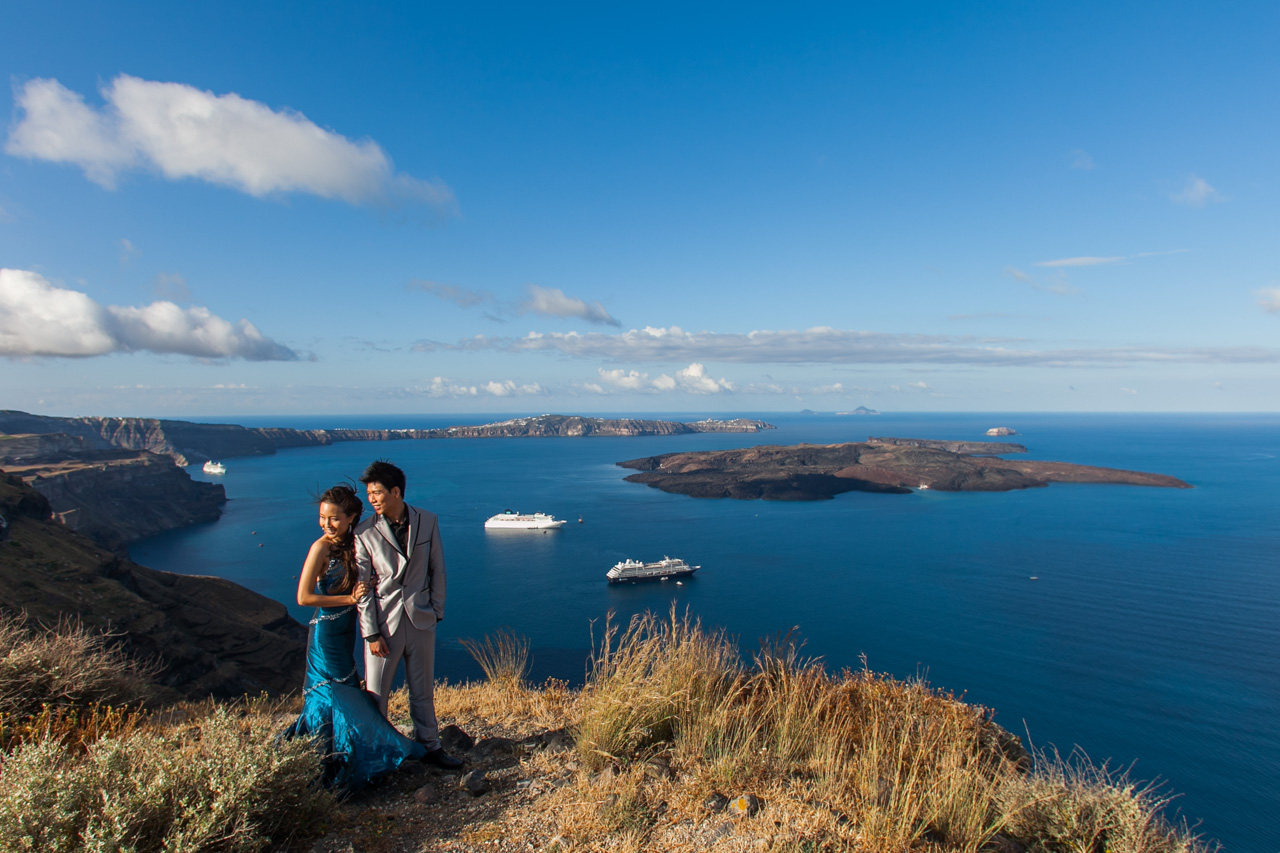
[2,433,225,550]
[618,438,1191,500]
[0,473,305,699]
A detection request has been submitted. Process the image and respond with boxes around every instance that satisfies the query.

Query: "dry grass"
[460,627,532,687]
[0,611,156,720]
[0,616,1218,853]
[547,607,1215,853]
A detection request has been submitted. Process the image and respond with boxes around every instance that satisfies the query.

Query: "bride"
[284,484,426,792]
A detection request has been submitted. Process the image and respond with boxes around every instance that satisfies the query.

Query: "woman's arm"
[296,538,368,607]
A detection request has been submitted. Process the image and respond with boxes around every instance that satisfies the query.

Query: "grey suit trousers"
[364,617,439,748]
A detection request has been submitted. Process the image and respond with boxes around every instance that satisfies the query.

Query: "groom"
[355,460,463,769]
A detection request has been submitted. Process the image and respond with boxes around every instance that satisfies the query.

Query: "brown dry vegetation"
[0,609,1216,853]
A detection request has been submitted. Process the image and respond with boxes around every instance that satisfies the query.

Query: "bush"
[0,705,331,852]
[0,612,154,720]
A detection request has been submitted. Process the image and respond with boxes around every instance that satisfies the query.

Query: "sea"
[128,412,1280,851]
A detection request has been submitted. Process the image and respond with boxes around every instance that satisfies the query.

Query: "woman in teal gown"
[284,485,426,793]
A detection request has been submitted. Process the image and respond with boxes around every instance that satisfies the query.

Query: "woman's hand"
[348,581,370,605]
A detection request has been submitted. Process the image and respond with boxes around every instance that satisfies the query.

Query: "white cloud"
[1069,149,1095,170]
[0,268,296,360]
[482,379,544,397]
[424,377,478,397]
[1120,387,1139,396]
[119,238,139,265]
[6,75,454,210]
[675,362,734,394]
[1035,250,1187,268]
[440,324,1280,367]
[908,381,930,390]
[652,373,677,391]
[597,367,653,391]
[520,285,619,326]
[1257,287,1280,314]
[1170,175,1222,207]
[1036,256,1125,268]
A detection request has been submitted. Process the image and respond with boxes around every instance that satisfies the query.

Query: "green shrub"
[0,706,331,852]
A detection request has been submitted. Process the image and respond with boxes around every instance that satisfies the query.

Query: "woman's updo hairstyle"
[318,484,363,595]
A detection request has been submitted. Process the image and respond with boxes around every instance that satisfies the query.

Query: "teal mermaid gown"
[285,558,426,792]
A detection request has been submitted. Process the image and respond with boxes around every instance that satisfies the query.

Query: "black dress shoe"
[422,747,463,769]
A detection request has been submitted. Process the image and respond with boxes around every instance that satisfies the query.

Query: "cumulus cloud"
[0,268,296,360]
[6,75,454,210]
[519,285,619,326]
[598,367,653,391]
[1170,175,1222,207]
[593,363,731,394]
[675,362,733,394]
[438,324,1280,367]
[482,379,544,397]
[423,377,478,397]
[1257,287,1280,314]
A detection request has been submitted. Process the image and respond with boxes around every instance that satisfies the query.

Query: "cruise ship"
[484,510,567,530]
[606,556,699,583]
[202,461,226,475]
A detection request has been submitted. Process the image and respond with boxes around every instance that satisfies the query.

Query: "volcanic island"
[617,436,1191,501]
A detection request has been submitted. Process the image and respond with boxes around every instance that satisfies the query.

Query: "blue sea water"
[129,412,1280,851]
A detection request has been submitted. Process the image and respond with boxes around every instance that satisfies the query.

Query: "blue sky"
[2,2,1277,417]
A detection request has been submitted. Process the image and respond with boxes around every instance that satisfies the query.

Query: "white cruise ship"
[606,557,699,583]
[202,461,226,475]
[484,510,567,530]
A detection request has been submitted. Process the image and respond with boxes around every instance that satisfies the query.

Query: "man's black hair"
[360,460,406,495]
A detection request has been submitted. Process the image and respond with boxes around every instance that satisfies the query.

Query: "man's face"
[366,482,405,519]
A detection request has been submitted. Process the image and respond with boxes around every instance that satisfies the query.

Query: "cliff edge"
[0,473,305,699]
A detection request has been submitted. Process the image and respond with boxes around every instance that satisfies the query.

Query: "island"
[0,411,774,545]
[0,411,774,467]
[617,436,1190,500]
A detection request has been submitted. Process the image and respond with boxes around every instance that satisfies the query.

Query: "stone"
[414,784,440,805]
[729,793,763,817]
[542,729,575,754]
[440,724,474,752]
[472,736,516,758]
[703,792,729,814]
[461,770,491,796]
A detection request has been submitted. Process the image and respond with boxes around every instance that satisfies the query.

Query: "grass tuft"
[461,626,532,687]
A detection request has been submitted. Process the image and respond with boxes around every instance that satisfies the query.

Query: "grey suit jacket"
[354,504,446,641]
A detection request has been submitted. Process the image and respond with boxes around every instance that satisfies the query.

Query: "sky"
[1,1,1278,418]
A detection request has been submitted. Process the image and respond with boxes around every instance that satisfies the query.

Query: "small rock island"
[618,436,1190,500]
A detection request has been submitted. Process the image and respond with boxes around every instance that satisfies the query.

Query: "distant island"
[0,411,774,467]
[618,436,1190,500]
[0,411,773,547]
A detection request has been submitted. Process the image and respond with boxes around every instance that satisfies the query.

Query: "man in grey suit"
[355,460,462,769]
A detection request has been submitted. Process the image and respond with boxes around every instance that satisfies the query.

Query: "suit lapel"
[404,505,418,560]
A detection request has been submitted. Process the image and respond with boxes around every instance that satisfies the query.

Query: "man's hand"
[367,636,389,657]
